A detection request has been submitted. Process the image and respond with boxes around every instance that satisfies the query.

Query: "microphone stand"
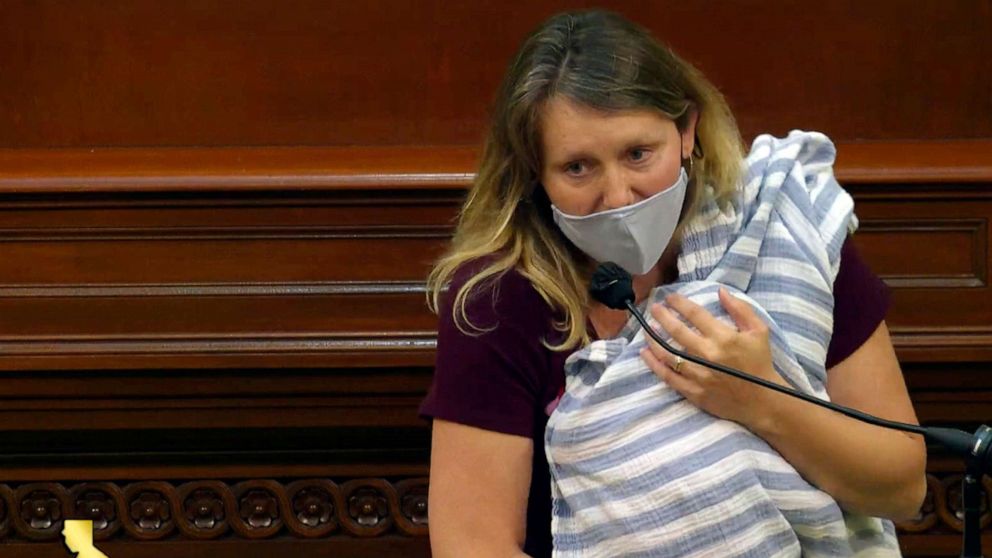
[589,263,991,557]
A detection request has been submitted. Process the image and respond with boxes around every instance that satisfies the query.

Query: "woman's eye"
[565,162,586,176]
[629,148,650,162]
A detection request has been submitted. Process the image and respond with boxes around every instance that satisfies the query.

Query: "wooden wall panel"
[855,220,986,289]
[1,0,989,147]
[0,144,990,556]
[846,184,992,364]
[1,1,990,556]
[0,188,458,372]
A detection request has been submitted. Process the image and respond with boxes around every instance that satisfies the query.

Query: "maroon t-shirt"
[420,237,890,557]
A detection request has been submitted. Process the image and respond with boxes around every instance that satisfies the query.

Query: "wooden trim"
[0,281,429,298]
[0,332,437,371]
[834,140,992,184]
[1,140,989,194]
[0,463,431,483]
[891,327,992,363]
[0,146,480,193]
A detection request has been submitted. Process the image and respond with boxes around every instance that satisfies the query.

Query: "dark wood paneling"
[1,0,989,148]
[855,219,986,288]
[0,368,433,430]
[846,182,992,366]
[905,362,992,424]
[2,143,989,368]
[1,144,990,555]
[0,234,445,284]
[1,2,990,555]
[0,187,460,371]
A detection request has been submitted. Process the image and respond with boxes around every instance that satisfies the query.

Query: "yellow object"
[61,520,109,558]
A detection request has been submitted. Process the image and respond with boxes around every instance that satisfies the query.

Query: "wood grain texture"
[1,1,990,556]
[1,0,990,148]
[1,140,990,194]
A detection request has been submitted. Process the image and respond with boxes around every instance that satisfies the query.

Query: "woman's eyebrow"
[621,139,661,152]
[551,149,596,166]
[553,136,665,166]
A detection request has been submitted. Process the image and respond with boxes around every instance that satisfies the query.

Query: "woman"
[421,10,926,557]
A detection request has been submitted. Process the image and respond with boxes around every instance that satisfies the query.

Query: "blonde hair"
[427,10,745,351]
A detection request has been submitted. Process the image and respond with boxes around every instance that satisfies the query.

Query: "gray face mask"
[551,167,688,275]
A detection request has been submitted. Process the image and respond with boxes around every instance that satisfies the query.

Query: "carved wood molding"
[0,473,986,545]
[896,474,992,537]
[0,477,429,542]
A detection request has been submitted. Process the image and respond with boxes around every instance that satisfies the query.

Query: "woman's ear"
[681,108,699,160]
[530,182,553,215]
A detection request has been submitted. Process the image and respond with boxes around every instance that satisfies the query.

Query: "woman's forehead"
[540,96,675,161]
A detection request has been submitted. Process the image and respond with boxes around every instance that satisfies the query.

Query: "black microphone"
[590,261,992,557]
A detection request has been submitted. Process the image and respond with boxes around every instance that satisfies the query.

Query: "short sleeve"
[826,237,892,369]
[419,265,555,438]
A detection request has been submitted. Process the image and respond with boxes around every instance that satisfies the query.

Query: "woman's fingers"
[665,293,728,338]
[718,287,764,332]
[649,303,704,353]
[641,348,697,397]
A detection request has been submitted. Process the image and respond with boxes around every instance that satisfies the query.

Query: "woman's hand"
[644,293,927,519]
[639,287,788,430]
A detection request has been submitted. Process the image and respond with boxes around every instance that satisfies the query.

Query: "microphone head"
[590,262,635,310]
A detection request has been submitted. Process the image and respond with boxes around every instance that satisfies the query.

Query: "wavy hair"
[427,10,745,351]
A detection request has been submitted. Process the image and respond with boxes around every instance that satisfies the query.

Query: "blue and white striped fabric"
[545,131,901,557]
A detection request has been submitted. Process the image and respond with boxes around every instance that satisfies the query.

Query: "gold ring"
[674,356,683,373]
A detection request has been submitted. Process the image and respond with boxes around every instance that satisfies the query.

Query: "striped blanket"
[545,131,900,557]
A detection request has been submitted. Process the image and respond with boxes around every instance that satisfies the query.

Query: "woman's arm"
[429,419,535,558]
[750,321,927,519]
[642,291,927,520]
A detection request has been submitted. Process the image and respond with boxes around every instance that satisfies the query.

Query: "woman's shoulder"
[423,257,563,436]
[441,257,557,336]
